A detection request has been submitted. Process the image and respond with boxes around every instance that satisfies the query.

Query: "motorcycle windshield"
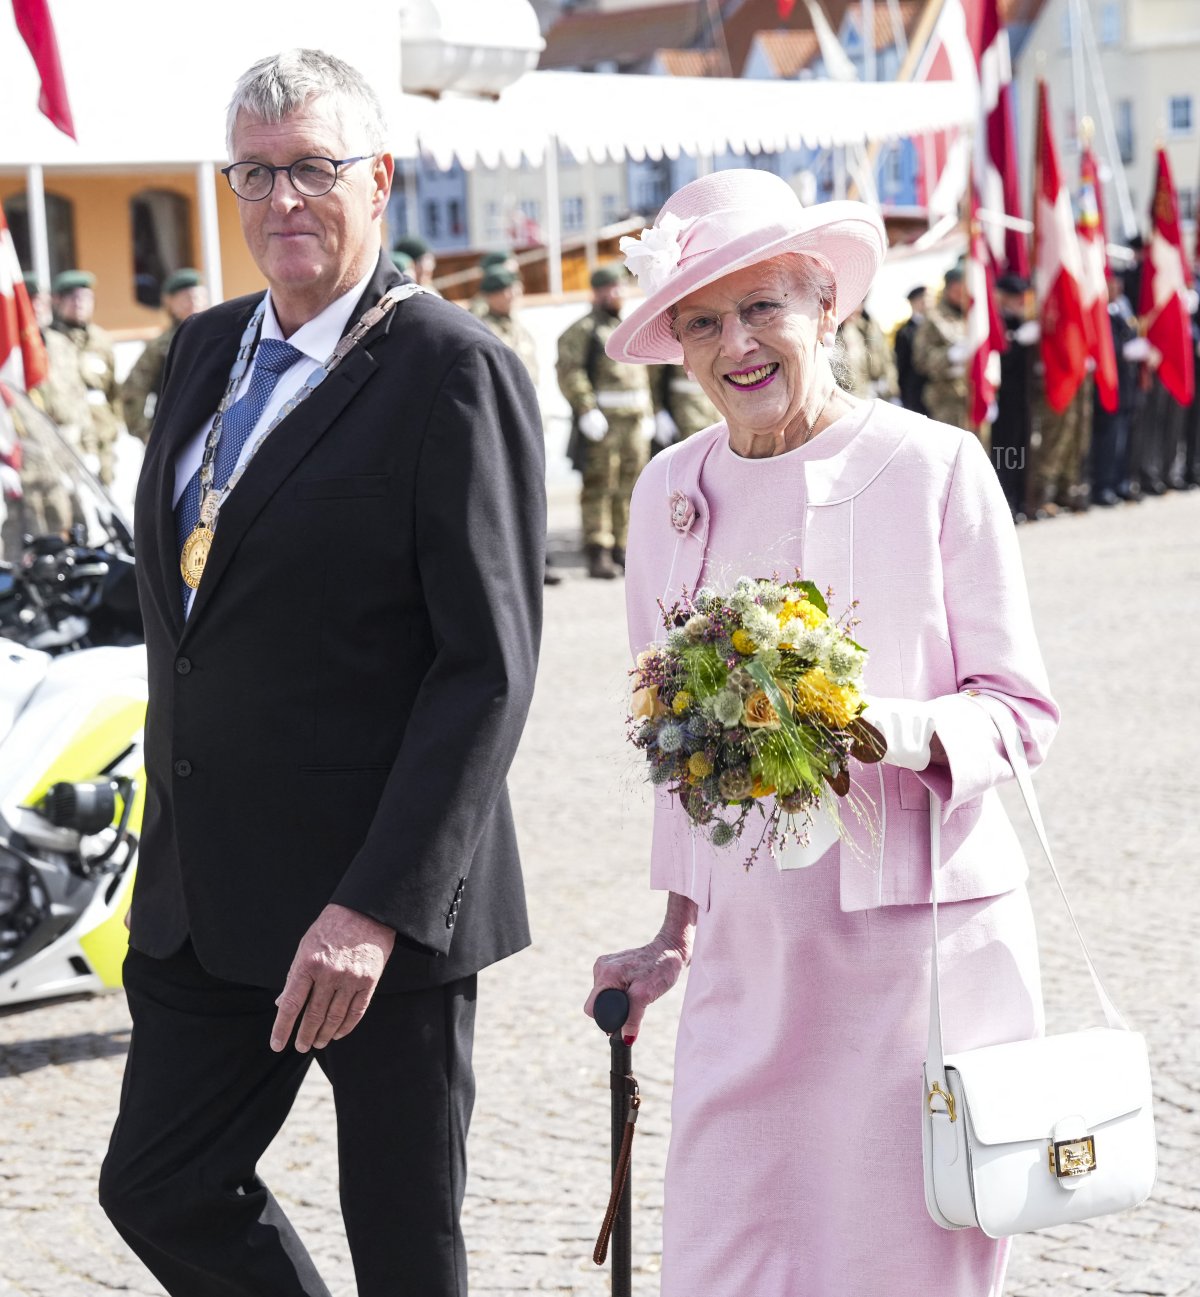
[0,383,133,561]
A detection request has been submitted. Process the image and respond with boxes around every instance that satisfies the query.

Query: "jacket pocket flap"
[945,1028,1152,1145]
[296,474,390,500]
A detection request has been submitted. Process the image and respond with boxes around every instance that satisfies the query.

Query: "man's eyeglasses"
[221,155,373,201]
[671,292,791,344]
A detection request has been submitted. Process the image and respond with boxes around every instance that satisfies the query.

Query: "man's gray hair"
[226,49,388,158]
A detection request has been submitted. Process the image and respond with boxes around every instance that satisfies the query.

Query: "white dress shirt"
[173,267,375,615]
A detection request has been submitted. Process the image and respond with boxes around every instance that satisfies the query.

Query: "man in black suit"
[98,49,544,1297]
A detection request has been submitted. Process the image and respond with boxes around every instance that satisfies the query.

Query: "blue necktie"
[175,337,304,606]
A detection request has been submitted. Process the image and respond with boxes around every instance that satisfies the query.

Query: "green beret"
[162,268,203,296]
[52,269,95,294]
[590,264,625,289]
[394,236,429,261]
[943,265,965,287]
[22,272,41,295]
[390,249,414,273]
[481,268,517,294]
[479,250,512,270]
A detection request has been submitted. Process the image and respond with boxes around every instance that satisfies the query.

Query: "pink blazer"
[625,402,1060,912]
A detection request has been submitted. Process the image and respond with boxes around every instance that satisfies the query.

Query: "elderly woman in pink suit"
[584,169,1059,1296]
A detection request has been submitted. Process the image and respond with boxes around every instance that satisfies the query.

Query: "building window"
[561,195,584,232]
[1115,99,1134,164]
[424,200,440,239]
[447,199,464,237]
[601,193,621,225]
[1179,189,1197,222]
[1167,95,1193,137]
[2,192,77,283]
[882,145,903,195]
[484,200,501,241]
[130,189,193,308]
[1099,2,1121,44]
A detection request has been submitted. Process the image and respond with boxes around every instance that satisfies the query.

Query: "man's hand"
[270,903,395,1053]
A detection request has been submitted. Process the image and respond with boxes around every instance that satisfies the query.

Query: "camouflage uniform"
[556,307,651,551]
[479,310,539,387]
[49,319,123,483]
[912,297,971,430]
[649,365,720,442]
[30,327,94,457]
[121,320,180,443]
[840,313,898,401]
[1034,376,1093,510]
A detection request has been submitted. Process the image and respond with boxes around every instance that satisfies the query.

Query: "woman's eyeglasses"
[671,292,791,344]
[221,155,372,201]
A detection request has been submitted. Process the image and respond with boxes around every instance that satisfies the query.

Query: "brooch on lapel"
[669,489,697,535]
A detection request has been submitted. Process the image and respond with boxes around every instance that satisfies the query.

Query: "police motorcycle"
[0,382,145,1009]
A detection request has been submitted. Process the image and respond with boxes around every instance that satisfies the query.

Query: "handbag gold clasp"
[927,1081,956,1123]
[1048,1135,1096,1178]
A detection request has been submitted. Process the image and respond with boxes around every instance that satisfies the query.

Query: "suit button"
[174,759,193,777]
[175,657,192,675]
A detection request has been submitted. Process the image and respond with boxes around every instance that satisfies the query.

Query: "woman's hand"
[583,893,698,1044]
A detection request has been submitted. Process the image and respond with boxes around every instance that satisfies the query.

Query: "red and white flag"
[0,208,48,392]
[1034,81,1088,413]
[911,0,1027,277]
[12,0,76,140]
[1139,147,1195,407]
[1078,146,1118,413]
[972,0,1028,278]
[967,196,1006,427]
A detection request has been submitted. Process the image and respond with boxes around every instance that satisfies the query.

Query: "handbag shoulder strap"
[926,700,1127,1088]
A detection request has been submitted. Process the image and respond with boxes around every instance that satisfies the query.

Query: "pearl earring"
[822,330,836,350]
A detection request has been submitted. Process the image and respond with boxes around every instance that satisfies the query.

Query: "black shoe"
[1145,479,1168,496]
[1094,489,1119,507]
[1167,476,1193,491]
[543,566,563,586]
[585,545,618,580]
[611,545,626,569]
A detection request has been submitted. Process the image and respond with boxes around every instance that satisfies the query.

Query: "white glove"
[945,342,968,366]
[653,410,678,448]
[82,452,102,476]
[862,696,936,772]
[578,408,609,442]
[0,464,22,500]
[1122,336,1151,362]
[1013,319,1041,346]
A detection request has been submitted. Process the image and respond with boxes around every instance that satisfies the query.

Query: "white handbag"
[921,704,1157,1238]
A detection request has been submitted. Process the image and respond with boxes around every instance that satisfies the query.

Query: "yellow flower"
[792,668,857,729]
[731,629,757,655]
[688,752,713,780]
[631,685,663,721]
[779,598,827,630]
[672,690,693,715]
[749,776,776,799]
[743,689,782,730]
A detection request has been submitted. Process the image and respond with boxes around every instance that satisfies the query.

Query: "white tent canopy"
[400,72,975,171]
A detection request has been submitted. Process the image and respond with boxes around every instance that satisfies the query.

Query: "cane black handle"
[593,987,631,1035]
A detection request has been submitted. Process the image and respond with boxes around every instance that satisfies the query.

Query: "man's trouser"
[580,414,647,550]
[100,941,476,1297]
[1035,379,1092,505]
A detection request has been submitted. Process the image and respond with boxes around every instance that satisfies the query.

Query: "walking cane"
[593,987,639,1297]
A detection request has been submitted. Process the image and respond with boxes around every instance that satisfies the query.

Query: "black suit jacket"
[130,254,544,991]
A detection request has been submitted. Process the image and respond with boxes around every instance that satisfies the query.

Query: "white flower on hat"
[619,212,691,296]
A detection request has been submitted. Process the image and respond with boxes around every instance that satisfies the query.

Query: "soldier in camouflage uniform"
[470,251,520,319]
[839,306,898,402]
[912,265,973,431]
[121,269,209,443]
[477,267,562,587]
[49,270,124,484]
[647,363,720,454]
[22,274,94,459]
[556,265,652,579]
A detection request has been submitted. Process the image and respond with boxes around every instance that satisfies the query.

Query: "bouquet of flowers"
[629,576,885,865]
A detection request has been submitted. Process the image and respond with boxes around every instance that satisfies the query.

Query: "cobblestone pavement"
[1,489,1197,1296]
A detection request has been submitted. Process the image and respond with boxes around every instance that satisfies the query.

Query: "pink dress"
[657,413,1045,1296]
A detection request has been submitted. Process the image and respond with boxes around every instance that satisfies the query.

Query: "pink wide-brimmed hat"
[606,169,887,365]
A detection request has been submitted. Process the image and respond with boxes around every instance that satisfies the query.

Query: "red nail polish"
[623,1035,636,1046]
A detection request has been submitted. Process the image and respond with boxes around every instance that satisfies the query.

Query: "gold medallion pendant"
[180,526,215,589]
